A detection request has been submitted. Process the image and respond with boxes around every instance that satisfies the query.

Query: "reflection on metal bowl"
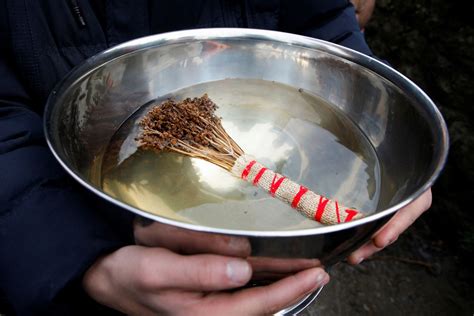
[44,29,448,314]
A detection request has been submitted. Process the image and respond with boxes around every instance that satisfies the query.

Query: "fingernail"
[313,272,329,290]
[315,273,325,285]
[227,260,251,284]
[356,257,364,264]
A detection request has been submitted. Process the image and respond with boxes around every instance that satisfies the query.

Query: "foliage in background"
[365,0,474,256]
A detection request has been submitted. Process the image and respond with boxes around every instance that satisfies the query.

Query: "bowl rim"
[44,28,449,237]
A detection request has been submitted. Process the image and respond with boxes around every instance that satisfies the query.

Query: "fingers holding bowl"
[348,189,432,264]
[133,217,251,257]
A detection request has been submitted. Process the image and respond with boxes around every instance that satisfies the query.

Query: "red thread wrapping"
[241,160,256,180]
[315,196,330,221]
[291,186,308,208]
[232,155,364,225]
[335,201,341,223]
[344,209,359,222]
[253,167,267,185]
[270,174,286,196]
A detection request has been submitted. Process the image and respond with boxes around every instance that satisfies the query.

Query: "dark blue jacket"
[0,1,372,314]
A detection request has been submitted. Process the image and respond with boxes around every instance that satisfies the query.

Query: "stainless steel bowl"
[44,28,448,312]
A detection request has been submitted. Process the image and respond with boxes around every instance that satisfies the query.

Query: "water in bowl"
[100,79,380,230]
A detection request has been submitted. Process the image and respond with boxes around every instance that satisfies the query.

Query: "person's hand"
[83,246,328,315]
[134,219,323,281]
[347,189,432,264]
[350,0,376,30]
[82,220,330,315]
[133,217,252,257]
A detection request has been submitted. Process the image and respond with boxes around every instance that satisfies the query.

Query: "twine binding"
[231,154,364,225]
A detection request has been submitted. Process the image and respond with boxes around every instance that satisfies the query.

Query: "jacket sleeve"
[280,0,373,56]
[0,46,133,315]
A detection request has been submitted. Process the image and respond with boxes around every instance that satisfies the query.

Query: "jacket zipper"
[68,0,86,27]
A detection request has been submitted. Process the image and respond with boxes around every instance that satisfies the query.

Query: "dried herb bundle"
[139,94,244,170]
[138,94,364,225]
